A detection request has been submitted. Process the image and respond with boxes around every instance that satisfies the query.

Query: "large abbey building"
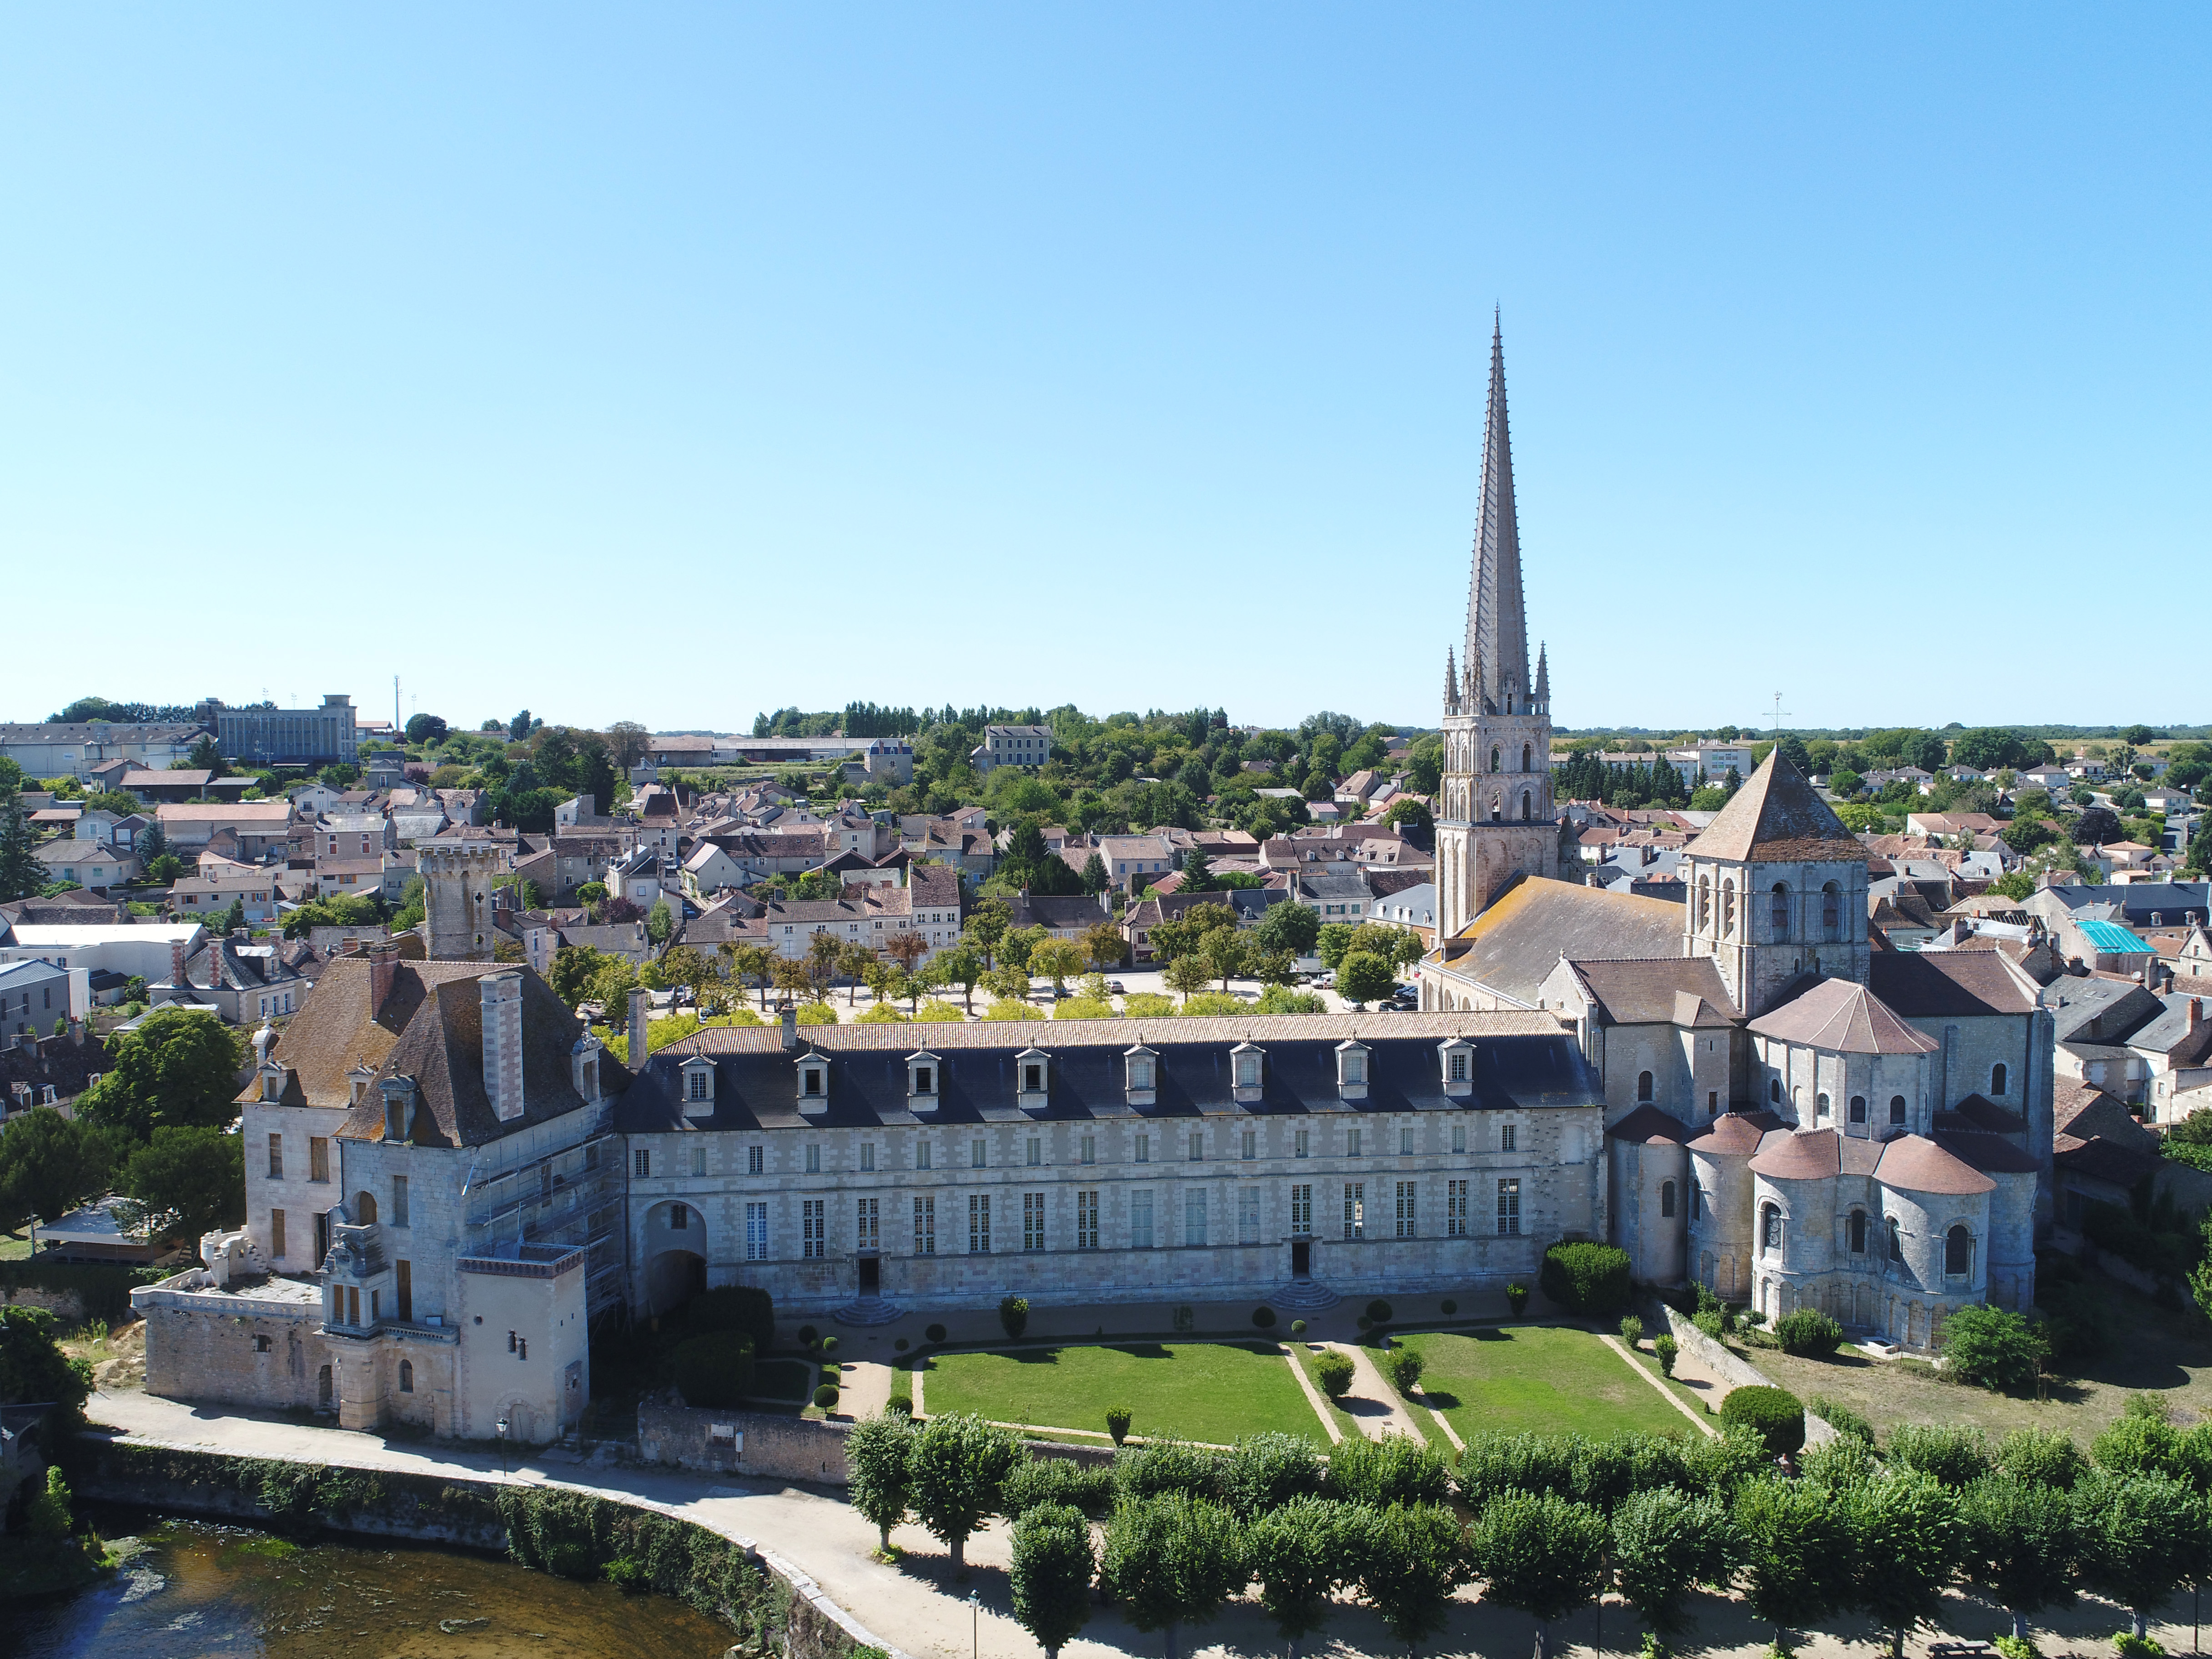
[1418,328,2054,1351]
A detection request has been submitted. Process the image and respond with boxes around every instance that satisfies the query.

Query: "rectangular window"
[1241,1129,1257,1161]
[396,1259,412,1322]
[1500,1123,1517,1153]
[1452,1123,1467,1155]
[913,1195,935,1255]
[1347,1128,1362,1158]
[968,1194,992,1254]
[971,1138,987,1169]
[745,1202,769,1260]
[267,1134,283,1180]
[690,1146,707,1177]
[1027,1136,1041,1167]
[1447,1178,1468,1237]
[1291,1183,1312,1234]
[1135,1134,1150,1164]
[858,1196,879,1249]
[686,1070,708,1101]
[918,1140,932,1171]
[1077,1189,1099,1250]
[806,1143,821,1174]
[1294,1129,1309,1159]
[802,1198,825,1258]
[310,1137,330,1183]
[1188,1131,1203,1162]
[1497,1178,1522,1236]
[1343,1183,1365,1239]
[860,1141,875,1172]
[748,1144,764,1174]
[1395,1180,1417,1238]
[1239,1186,1260,1244]
[1131,1190,1154,1249]
[1400,1126,1415,1156]
[635,1149,651,1178]
[1450,1051,1468,1081]
[1184,1188,1207,1247]
[1080,1134,1095,1166]
[391,1174,409,1227]
[1023,1191,1046,1252]
[270,1208,287,1259]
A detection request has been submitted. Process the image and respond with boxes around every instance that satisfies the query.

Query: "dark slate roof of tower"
[1464,313,1529,716]
[1688,750,1863,864]
[616,1013,1596,1133]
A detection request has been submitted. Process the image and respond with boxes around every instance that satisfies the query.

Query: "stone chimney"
[628,985,648,1068]
[481,969,525,1121]
[367,940,400,1018]
[170,938,187,988]
[780,1001,799,1051]
[2191,998,2204,1034]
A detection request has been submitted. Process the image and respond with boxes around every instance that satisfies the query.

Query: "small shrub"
[1105,1404,1133,1445]
[812,1382,840,1410]
[1538,1241,1633,1315]
[603,1554,650,1591]
[925,1323,947,1344]
[1772,1308,1844,1357]
[1805,1395,1874,1446]
[1993,1638,2036,1659]
[819,1335,840,1356]
[1694,1282,1721,1317]
[1619,1315,1644,1348]
[1252,1306,1277,1329]
[1692,1310,1724,1340]
[1505,1282,1530,1317]
[1888,1423,1991,1487]
[886,1393,914,1417]
[1718,1385,1805,1456]
[1316,1351,1356,1399]
[1740,1308,1768,1329]
[894,1337,909,1352]
[1944,1304,2046,1392]
[2115,1634,2165,1659]
[1653,1334,1678,1377]
[1440,1299,1458,1316]
[999,1295,1030,1340]
[1289,1319,1307,1336]
[797,1323,820,1349]
[1384,1347,1425,1395]
[1356,1315,1372,1332]
[2125,1391,2174,1423]
[672,1332,756,1409]
[1366,1299,1394,1324]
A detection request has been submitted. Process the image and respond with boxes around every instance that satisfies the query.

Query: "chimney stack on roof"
[367,940,400,1018]
[170,938,187,989]
[780,1001,799,1051]
[482,969,525,1122]
[627,985,649,1069]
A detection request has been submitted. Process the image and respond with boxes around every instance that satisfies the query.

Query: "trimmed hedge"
[672,1332,756,1409]
[1537,1242,1633,1315]
[1772,1308,1843,1357]
[1718,1385,1805,1456]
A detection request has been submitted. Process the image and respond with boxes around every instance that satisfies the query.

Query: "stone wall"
[1650,1299,1838,1448]
[639,1401,854,1485]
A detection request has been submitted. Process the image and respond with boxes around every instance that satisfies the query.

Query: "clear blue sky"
[5,8,2205,737]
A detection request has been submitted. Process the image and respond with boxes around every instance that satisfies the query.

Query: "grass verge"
[920,1340,1323,1446]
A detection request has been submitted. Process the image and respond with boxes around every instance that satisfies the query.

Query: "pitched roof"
[1748,977,1940,1055]
[1607,1104,1693,1144]
[1564,958,1739,1027]
[1433,877,1685,1008]
[1867,951,2038,1018]
[1934,1093,2029,1135]
[1688,751,1863,864]
[1933,1129,2042,1176]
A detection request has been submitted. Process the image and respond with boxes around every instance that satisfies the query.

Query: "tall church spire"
[1464,311,1529,715]
[1533,642,1549,712]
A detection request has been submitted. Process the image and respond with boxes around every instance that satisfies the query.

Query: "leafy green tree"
[846,1409,917,1550]
[646,898,674,945]
[1198,926,1249,991]
[0,1303,92,1420]
[1031,938,1086,993]
[1313,922,1357,971]
[1082,921,1127,972]
[1350,1500,1468,1656]
[1080,852,1109,895]
[1100,1490,1248,1659]
[1379,797,1433,834]
[1961,1472,2080,1642]
[909,1413,1021,1571]
[1470,1489,1606,1659]
[548,944,610,1008]
[1941,1305,2044,1392]
[119,1125,245,1242]
[2076,1469,2206,1639]
[1246,1493,1359,1658]
[1163,954,1211,1003]
[0,794,40,904]
[1609,1486,1728,1637]
[1730,1475,1855,1652]
[78,1009,246,1140]
[1253,899,1320,957]
[1850,1469,1962,1658]
[403,713,448,745]
[1336,951,1397,1008]
[0,1109,116,1228]
[1010,1501,1096,1659]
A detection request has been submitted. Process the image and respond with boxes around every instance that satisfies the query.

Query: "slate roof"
[1933,1093,2029,1135]
[2126,996,2212,1066]
[622,1012,1587,1132]
[2045,978,2164,1045]
[1433,877,1685,1008]
[1564,958,1738,1027]
[1607,1104,1693,1144]
[1867,951,2038,1019]
[1933,1129,2042,1176]
[1747,978,1940,1055]
[1688,752,1863,864]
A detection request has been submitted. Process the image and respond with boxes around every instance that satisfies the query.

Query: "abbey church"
[1418,325,2053,1350]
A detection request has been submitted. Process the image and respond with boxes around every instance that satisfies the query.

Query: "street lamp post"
[968,1589,979,1659]
[495,1414,510,1479]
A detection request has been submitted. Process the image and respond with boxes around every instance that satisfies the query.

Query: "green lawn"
[920,1341,1325,1446]
[1395,1325,1690,1442]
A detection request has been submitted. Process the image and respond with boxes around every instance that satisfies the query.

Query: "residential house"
[549,834,629,900]
[1289,865,1382,926]
[0,958,72,1040]
[970,724,1053,773]
[32,840,137,892]
[1371,882,1439,948]
[318,814,396,861]
[2049,977,2167,1103]
[181,933,312,1024]
[0,1025,111,1118]
[0,720,209,780]
[155,802,296,858]
[2127,995,2212,1125]
[172,870,282,925]
[1120,886,1284,964]
[1087,834,1177,892]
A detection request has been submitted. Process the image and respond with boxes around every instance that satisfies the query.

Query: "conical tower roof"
[1464,312,1528,714]
[1690,749,1863,864]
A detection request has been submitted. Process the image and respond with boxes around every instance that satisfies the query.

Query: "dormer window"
[385,1097,406,1141]
[907,1051,940,1099]
[1123,1044,1158,1106]
[799,1061,825,1099]
[1335,1039,1370,1101]
[1016,1049,1050,1106]
[680,1056,716,1114]
[1231,1042,1265,1103]
[1438,1038,1475,1099]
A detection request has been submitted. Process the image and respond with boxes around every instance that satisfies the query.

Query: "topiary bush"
[1252,1306,1277,1329]
[1112,1438,1222,1502]
[1653,1334,1678,1377]
[1105,1404,1133,1445]
[1771,1308,1843,1357]
[812,1382,840,1410]
[1384,1347,1425,1395]
[1717,1385,1805,1456]
[894,1337,909,1352]
[1619,1315,1644,1348]
[819,1335,840,1356]
[1366,1299,1393,1324]
[925,1323,947,1344]
[796,1324,820,1351]
[1355,1315,1372,1332]
[1506,1282,1529,1317]
[1538,1241,1633,1316]
[999,1295,1030,1340]
[1441,1299,1458,1316]
[1289,1319,1307,1336]
[1316,1351,1355,1399]
[672,1332,755,1409]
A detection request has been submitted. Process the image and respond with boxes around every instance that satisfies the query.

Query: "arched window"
[1520,790,1532,820]
[1490,747,1501,774]
[1946,1225,1973,1277]
[1761,1203,1782,1252]
[1816,1092,1830,1119]
[1660,1180,1677,1218]
[354,1190,378,1224]
[398,1359,414,1393]
[1849,1095,1866,1124]
[1889,1095,1907,1127]
[1887,1217,1903,1261]
[1770,1077,1782,1104]
[1721,881,1735,937]
[1849,1210,1868,1254]
[1991,1063,2008,1096]
[1821,882,1842,941]
[1522,744,1533,773]
[1490,795,1502,823]
[1637,1070,1654,1103]
[1696,878,1711,931]
[1770,883,1790,938]
[1692,1186,1704,1219]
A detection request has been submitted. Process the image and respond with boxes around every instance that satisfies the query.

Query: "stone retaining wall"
[638,1402,854,1485]
[1650,1300,1838,1448]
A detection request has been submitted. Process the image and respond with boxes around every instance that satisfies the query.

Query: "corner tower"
[417,840,505,961]
[1436,316,1559,936]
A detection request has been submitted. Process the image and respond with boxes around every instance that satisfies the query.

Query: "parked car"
[1107,980,1126,994]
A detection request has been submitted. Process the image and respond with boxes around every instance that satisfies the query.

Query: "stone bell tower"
[1435,314,1559,939]
[417,840,505,962]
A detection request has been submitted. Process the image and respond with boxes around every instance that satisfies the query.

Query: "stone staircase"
[830,1294,905,1327]
[1271,1276,1341,1312]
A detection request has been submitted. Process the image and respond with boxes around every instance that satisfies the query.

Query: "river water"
[13,1511,736,1659]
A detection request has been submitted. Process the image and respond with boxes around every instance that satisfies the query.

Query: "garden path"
[837,1356,894,1420]
[1282,1345,1344,1444]
[1319,1340,1426,1442]
[1602,1334,1718,1438]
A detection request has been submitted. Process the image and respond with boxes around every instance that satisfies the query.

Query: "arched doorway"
[648,1248,707,1313]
